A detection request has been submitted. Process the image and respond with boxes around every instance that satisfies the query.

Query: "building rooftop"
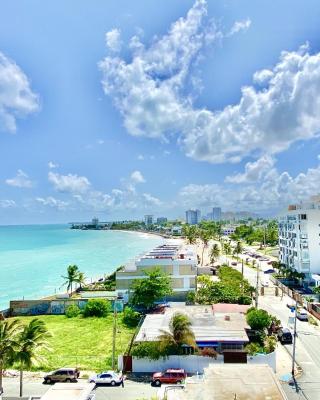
[166,364,287,400]
[135,305,249,343]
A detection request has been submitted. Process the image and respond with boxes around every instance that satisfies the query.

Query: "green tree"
[61,264,80,294]
[15,319,51,397]
[158,313,196,355]
[75,271,86,290]
[246,308,272,331]
[233,241,243,260]
[199,229,211,266]
[83,299,112,317]
[313,286,320,301]
[130,268,172,310]
[0,319,21,395]
[182,225,198,244]
[209,244,220,264]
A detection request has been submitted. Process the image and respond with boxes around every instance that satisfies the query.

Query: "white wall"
[119,352,276,374]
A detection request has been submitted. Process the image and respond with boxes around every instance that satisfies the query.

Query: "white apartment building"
[278,199,320,278]
[186,209,201,225]
[116,242,197,300]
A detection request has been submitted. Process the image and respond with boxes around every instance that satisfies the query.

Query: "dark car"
[264,269,275,274]
[43,368,80,384]
[277,328,293,344]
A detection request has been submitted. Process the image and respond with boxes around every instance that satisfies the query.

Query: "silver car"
[88,371,123,386]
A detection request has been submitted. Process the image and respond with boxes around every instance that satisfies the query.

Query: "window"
[300,214,307,220]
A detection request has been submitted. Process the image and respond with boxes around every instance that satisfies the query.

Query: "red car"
[152,369,186,386]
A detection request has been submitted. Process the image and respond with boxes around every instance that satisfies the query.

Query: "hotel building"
[278,198,320,279]
[116,242,197,301]
[186,209,201,225]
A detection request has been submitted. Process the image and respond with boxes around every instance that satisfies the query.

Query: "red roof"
[212,303,250,314]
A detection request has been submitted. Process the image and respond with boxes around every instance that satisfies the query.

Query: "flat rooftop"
[167,364,287,400]
[135,305,249,343]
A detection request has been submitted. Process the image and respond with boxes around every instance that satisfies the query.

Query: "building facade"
[212,207,222,221]
[186,209,201,225]
[144,214,154,226]
[116,243,197,300]
[278,200,320,278]
[157,217,168,224]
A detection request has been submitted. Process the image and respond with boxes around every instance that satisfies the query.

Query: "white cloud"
[225,155,275,183]
[143,193,162,206]
[97,139,104,145]
[137,154,144,160]
[99,1,320,165]
[228,18,251,36]
[130,170,146,183]
[36,196,69,210]
[0,52,39,133]
[0,199,16,208]
[5,169,34,188]
[48,171,91,193]
[105,29,122,52]
[48,161,59,169]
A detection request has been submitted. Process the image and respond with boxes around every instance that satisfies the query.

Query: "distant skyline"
[1,0,320,224]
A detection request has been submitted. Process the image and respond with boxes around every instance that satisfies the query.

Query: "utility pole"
[112,299,118,370]
[255,262,260,308]
[291,295,298,379]
[241,259,244,277]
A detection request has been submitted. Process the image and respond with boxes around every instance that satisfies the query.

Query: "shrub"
[186,291,196,305]
[200,347,218,358]
[122,307,141,327]
[83,299,111,317]
[245,342,263,355]
[264,335,277,353]
[65,304,80,318]
[131,342,172,360]
[246,308,272,331]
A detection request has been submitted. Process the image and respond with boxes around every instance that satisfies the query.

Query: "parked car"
[88,371,123,386]
[296,308,308,321]
[152,369,186,386]
[43,368,80,384]
[264,269,275,274]
[277,328,293,344]
[231,262,237,266]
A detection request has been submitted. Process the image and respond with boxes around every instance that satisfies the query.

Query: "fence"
[118,351,276,374]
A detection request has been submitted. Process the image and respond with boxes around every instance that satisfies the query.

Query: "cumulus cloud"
[225,155,275,183]
[105,29,122,52]
[227,18,251,36]
[0,199,16,208]
[130,170,146,183]
[48,171,91,193]
[179,157,320,212]
[99,0,320,165]
[5,169,34,188]
[0,52,39,133]
[143,193,162,206]
[48,161,58,169]
[36,196,69,210]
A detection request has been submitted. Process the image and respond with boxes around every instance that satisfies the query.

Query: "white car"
[88,371,123,386]
[296,308,308,321]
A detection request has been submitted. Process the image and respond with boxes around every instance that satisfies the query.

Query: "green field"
[15,315,135,372]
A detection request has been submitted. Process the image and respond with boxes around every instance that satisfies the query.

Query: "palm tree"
[223,241,232,263]
[199,230,211,266]
[61,264,79,294]
[182,225,198,245]
[0,319,21,396]
[15,319,51,397]
[158,313,196,354]
[75,271,86,290]
[210,244,220,264]
[233,241,243,260]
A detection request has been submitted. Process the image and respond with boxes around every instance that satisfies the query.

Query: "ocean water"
[0,225,163,310]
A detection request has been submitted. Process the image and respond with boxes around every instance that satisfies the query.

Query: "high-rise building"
[278,198,320,280]
[144,215,154,226]
[212,207,222,222]
[186,209,201,225]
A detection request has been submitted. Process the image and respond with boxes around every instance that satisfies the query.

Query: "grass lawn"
[15,314,135,372]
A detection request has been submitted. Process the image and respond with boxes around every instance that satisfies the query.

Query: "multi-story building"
[157,217,168,224]
[186,209,201,225]
[278,199,320,279]
[144,214,154,226]
[212,207,222,222]
[116,242,197,300]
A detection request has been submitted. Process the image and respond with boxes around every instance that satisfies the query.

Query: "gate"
[223,350,247,364]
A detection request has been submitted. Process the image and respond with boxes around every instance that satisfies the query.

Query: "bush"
[245,342,263,355]
[200,347,218,358]
[122,307,141,327]
[246,308,272,331]
[83,299,112,317]
[131,341,173,360]
[65,304,80,318]
[264,335,277,353]
[186,291,196,305]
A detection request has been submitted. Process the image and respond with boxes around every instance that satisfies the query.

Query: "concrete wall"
[119,351,276,374]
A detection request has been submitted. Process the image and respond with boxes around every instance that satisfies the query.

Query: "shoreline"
[110,228,167,240]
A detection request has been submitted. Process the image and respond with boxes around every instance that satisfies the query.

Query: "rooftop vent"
[224,315,230,321]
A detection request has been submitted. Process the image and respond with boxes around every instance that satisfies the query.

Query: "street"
[2,377,158,400]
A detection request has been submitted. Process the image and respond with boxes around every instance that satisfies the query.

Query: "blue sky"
[1,0,320,224]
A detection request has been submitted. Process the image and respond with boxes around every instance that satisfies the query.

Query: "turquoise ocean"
[0,225,163,310]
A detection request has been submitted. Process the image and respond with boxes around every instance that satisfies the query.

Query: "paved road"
[227,254,320,400]
[2,378,158,400]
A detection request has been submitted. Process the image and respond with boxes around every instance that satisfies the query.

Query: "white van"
[296,308,308,321]
[40,383,95,400]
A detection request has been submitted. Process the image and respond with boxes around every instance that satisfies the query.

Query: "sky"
[1,0,320,224]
